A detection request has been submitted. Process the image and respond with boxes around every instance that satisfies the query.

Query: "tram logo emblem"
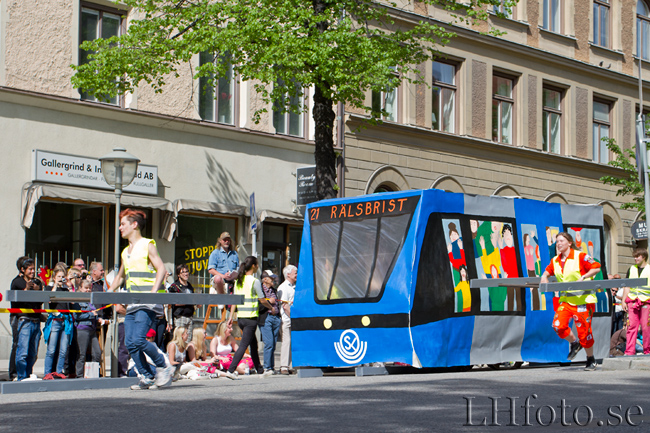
[334,329,367,364]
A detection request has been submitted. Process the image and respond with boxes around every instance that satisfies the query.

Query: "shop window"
[174,213,236,318]
[26,202,105,274]
[198,52,235,125]
[79,4,124,104]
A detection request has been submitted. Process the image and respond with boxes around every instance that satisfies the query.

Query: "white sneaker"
[155,365,174,388]
[223,371,239,380]
[262,369,274,378]
[22,374,40,381]
[131,377,157,390]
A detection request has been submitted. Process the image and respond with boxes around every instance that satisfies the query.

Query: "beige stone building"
[0,0,646,359]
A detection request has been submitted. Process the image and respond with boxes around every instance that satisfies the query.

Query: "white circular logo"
[334,329,367,364]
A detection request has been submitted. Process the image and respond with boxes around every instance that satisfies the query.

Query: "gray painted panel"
[464,194,515,218]
[470,316,526,364]
[561,204,603,227]
[1,377,139,394]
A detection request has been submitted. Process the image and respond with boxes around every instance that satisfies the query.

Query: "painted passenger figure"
[478,222,507,311]
[455,265,471,312]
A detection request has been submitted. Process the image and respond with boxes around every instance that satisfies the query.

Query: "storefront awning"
[259,209,304,224]
[21,183,173,229]
[162,199,250,241]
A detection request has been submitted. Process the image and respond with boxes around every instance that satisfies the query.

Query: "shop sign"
[32,150,158,195]
[631,221,648,240]
[297,165,317,206]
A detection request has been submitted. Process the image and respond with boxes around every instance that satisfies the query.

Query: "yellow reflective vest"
[234,274,259,318]
[628,265,650,302]
[552,250,597,305]
[122,238,159,293]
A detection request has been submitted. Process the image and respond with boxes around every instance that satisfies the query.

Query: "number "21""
[309,208,320,220]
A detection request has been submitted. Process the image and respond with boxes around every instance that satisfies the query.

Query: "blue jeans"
[44,319,70,375]
[15,319,41,381]
[124,309,167,380]
[261,314,281,370]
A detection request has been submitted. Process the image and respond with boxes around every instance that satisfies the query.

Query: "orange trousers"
[552,302,595,348]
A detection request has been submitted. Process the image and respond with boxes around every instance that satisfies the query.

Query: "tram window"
[367,214,412,297]
[312,212,412,302]
[312,222,341,300]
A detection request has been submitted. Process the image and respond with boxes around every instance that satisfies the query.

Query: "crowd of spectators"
[8,241,297,382]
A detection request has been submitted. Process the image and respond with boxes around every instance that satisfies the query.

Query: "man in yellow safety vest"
[109,208,174,390]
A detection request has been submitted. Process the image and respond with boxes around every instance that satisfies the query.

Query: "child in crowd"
[73,280,101,378]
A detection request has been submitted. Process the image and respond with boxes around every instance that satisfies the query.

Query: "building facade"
[0,0,646,356]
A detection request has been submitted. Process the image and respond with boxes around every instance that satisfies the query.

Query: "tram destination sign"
[32,150,158,195]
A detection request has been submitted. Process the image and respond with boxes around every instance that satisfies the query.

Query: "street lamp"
[99,147,140,378]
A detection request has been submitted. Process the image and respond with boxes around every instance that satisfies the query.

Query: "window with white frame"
[492,75,514,144]
[432,61,456,133]
[593,0,609,47]
[493,0,513,18]
[542,87,562,154]
[371,67,398,122]
[79,5,123,104]
[542,0,561,33]
[273,80,304,137]
[593,100,611,163]
[638,0,650,60]
[198,52,235,125]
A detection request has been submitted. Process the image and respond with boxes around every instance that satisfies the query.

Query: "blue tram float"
[292,189,610,368]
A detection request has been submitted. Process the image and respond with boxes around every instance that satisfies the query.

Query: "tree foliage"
[72,0,514,200]
[600,137,645,216]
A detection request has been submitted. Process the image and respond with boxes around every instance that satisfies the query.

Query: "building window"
[492,75,514,144]
[372,67,399,122]
[593,0,610,47]
[593,100,611,163]
[638,0,650,60]
[198,52,235,125]
[79,5,123,104]
[542,87,562,154]
[273,80,304,137]
[493,0,514,18]
[542,0,561,33]
[432,61,456,133]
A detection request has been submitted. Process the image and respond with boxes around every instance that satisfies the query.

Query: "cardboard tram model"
[292,189,610,368]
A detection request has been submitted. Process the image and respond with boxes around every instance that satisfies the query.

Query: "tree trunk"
[313,81,337,201]
[312,0,337,201]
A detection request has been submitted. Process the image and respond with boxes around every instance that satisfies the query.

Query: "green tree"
[72,0,512,200]
[600,137,645,216]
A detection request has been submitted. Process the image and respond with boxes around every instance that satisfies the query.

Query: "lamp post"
[100,147,140,377]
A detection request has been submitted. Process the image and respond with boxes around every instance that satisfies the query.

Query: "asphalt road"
[1,366,649,432]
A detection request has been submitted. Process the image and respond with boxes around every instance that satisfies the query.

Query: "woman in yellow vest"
[540,232,601,371]
[223,256,270,379]
[108,209,174,390]
[621,248,650,355]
